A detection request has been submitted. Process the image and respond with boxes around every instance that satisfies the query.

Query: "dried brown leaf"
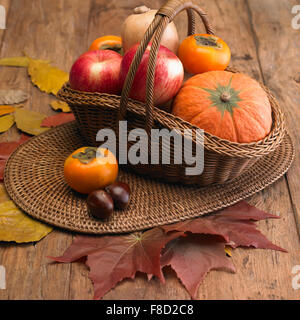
[0,90,29,105]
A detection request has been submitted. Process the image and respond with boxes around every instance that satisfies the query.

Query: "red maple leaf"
[0,160,6,180]
[48,201,286,299]
[49,228,183,300]
[0,134,31,181]
[41,113,75,127]
[162,201,286,252]
[161,234,236,299]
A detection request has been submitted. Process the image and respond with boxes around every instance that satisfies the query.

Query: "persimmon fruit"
[64,147,118,194]
[88,35,123,55]
[178,34,231,74]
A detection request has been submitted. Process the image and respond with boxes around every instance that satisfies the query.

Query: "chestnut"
[87,190,114,219]
[106,181,131,209]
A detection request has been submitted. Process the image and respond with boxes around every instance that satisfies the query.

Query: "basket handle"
[118,0,214,135]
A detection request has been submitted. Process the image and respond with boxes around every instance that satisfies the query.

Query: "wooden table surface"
[0,0,299,300]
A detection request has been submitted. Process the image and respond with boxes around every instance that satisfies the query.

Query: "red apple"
[120,44,184,106]
[69,50,122,94]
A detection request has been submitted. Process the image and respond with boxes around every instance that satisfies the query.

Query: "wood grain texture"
[0,0,299,300]
[0,0,92,300]
[246,0,300,237]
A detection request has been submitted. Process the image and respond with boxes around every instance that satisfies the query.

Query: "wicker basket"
[58,0,286,186]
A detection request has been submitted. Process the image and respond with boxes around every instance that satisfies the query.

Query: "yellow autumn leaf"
[0,200,52,243]
[27,57,69,95]
[0,56,30,67]
[0,56,51,68]
[14,108,49,136]
[0,184,10,202]
[0,105,15,116]
[50,100,71,113]
[0,114,14,133]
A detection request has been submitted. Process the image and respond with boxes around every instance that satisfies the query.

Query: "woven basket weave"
[58,0,286,186]
[4,121,294,234]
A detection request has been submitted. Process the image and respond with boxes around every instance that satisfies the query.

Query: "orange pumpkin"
[172,71,272,143]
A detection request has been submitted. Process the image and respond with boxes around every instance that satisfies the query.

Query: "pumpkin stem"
[220,92,231,102]
[201,77,241,117]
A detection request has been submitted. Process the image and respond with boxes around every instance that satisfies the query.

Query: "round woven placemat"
[4,121,295,235]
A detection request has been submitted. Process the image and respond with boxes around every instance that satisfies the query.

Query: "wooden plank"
[246,0,300,236]
[0,0,299,300]
[0,0,92,299]
[245,0,300,298]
